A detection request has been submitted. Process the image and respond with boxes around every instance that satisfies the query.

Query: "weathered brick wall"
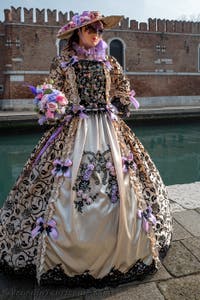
[129,75,200,97]
[1,6,200,100]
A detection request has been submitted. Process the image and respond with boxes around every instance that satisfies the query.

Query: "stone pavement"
[0,182,200,300]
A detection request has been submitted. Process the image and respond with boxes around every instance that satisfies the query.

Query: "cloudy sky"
[0,0,200,22]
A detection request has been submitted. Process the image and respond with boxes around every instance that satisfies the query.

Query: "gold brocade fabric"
[0,53,172,287]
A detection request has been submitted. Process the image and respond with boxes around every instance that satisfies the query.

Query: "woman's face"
[78,21,104,48]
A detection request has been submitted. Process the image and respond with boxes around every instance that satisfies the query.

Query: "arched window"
[109,39,124,69]
[198,45,200,72]
[58,39,68,55]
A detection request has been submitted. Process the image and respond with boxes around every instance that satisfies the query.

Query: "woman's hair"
[66,29,80,51]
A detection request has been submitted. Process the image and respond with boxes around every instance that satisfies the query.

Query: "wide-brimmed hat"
[57,11,123,39]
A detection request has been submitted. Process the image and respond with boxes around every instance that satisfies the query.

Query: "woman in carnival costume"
[0,11,172,288]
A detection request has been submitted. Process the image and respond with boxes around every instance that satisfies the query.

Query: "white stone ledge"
[126,71,200,76]
[137,95,200,108]
[3,70,49,75]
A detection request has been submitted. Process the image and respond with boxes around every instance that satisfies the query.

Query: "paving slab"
[33,284,91,300]
[85,282,164,300]
[0,274,35,300]
[162,241,200,277]
[158,274,200,300]
[196,207,200,214]
[172,219,192,241]
[170,201,185,213]
[181,237,200,262]
[167,182,200,209]
[173,210,200,237]
[142,263,172,283]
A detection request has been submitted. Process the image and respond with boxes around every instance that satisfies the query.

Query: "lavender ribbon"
[34,125,63,165]
[137,206,157,233]
[130,90,140,109]
[106,104,118,121]
[31,217,58,239]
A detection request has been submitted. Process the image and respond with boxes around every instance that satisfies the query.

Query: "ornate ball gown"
[0,51,172,288]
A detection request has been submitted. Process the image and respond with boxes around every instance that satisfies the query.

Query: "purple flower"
[110,184,119,203]
[38,115,47,125]
[83,163,95,181]
[111,195,118,203]
[106,161,116,176]
[88,164,95,170]
[28,85,37,95]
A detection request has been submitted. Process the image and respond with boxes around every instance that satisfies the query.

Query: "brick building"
[0,6,200,105]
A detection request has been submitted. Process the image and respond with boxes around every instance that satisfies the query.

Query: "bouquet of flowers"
[29,83,68,125]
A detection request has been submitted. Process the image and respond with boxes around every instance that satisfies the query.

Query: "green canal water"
[0,120,200,206]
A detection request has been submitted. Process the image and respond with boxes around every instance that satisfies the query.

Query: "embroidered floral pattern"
[73,148,120,213]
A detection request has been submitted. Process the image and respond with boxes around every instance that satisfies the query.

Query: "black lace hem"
[40,259,157,289]
[0,245,170,289]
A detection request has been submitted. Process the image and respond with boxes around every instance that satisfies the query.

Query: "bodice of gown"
[73,60,107,108]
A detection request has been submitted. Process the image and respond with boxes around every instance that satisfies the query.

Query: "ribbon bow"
[106,104,118,121]
[137,206,157,233]
[52,159,73,178]
[130,90,140,109]
[31,217,58,239]
[72,105,89,119]
[122,153,136,173]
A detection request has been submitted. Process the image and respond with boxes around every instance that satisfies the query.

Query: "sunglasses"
[84,24,104,35]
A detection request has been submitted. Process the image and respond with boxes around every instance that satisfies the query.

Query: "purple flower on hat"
[72,14,81,25]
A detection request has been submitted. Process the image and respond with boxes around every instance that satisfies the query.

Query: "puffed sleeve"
[108,56,132,117]
[47,56,65,92]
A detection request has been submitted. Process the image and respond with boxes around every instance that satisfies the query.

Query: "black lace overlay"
[39,260,157,288]
[72,147,119,213]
